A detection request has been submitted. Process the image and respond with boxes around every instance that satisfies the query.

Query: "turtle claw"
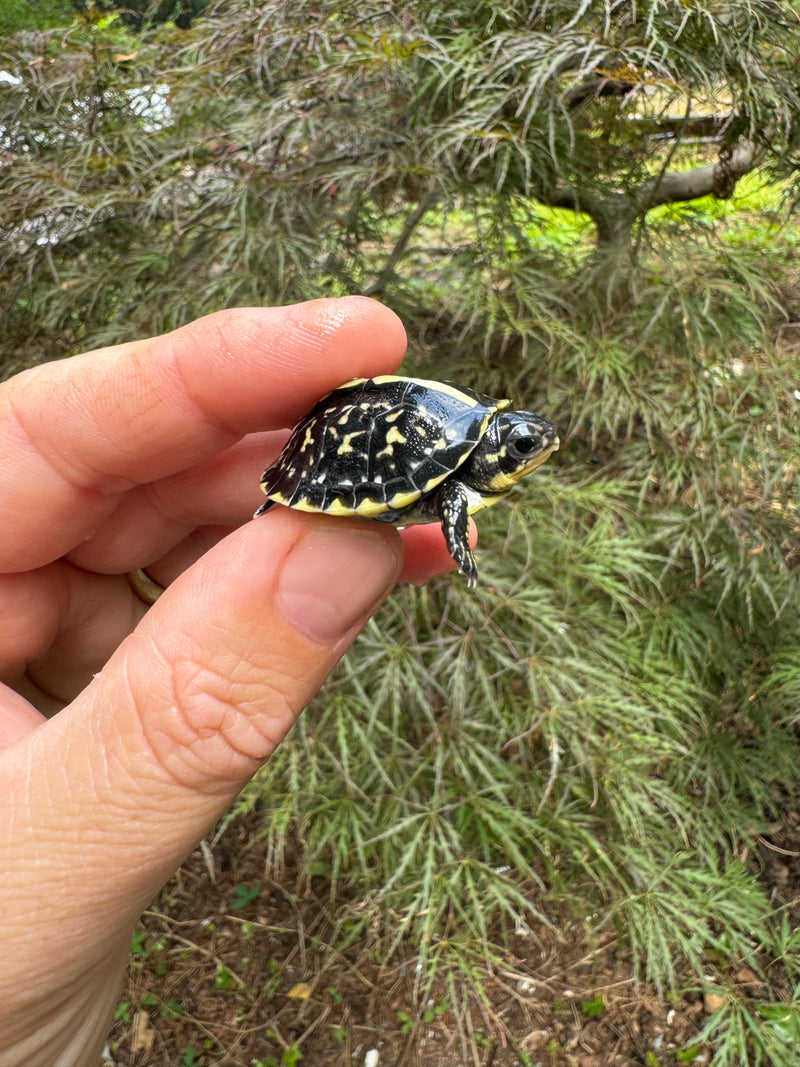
[254,499,275,518]
[459,551,479,589]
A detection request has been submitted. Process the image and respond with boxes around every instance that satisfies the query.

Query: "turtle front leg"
[435,480,478,588]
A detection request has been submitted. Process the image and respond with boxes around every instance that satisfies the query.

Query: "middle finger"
[66,432,283,573]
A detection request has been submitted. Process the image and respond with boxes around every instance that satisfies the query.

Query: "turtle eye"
[506,432,541,460]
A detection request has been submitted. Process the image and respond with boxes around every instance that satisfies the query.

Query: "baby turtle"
[254,375,559,586]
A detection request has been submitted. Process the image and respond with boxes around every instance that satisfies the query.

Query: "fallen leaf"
[287,982,311,1000]
[703,991,727,1014]
[131,1010,156,1054]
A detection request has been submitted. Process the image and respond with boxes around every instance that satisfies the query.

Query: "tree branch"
[538,134,770,246]
[363,186,438,297]
[636,136,767,210]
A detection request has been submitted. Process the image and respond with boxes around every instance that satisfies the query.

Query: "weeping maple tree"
[2,0,800,354]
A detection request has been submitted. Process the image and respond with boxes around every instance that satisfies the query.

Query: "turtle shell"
[259,375,510,518]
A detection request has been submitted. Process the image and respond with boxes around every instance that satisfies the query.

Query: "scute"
[259,376,505,517]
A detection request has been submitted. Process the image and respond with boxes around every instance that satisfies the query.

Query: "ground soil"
[106,806,800,1067]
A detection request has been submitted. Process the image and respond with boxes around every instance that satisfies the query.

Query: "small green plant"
[161,999,183,1020]
[421,1000,450,1024]
[113,1002,131,1024]
[252,1043,303,1067]
[397,1000,449,1034]
[580,996,605,1018]
[396,1009,414,1035]
[262,957,282,1000]
[214,964,236,991]
[230,884,262,912]
[130,931,148,956]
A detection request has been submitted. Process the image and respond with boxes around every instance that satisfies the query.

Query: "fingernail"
[277,526,400,644]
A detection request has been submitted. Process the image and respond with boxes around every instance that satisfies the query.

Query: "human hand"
[0,298,465,1067]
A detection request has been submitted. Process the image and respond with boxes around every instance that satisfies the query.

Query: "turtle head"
[462,410,559,493]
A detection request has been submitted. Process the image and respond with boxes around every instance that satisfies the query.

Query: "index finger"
[0,298,407,571]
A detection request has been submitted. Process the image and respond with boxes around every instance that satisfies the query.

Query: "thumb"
[120,510,401,797]
[1,511,400,1064]
[60,510,401,880]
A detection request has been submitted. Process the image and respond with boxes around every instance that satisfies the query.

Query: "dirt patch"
[107,812,800,1067]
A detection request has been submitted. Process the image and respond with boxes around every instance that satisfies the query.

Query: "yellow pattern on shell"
[267,491,403,518]
[353,375,511,411]
[376,424,408,459]
[337,431,365,455]
[386,487,424,511]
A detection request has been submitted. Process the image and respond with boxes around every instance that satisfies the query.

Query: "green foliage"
[0,0,73,34]
[179,1046,201,1067]
[229,883,262,911]
[0,0,209,33]
[256,1039,303,1067]
[214,963,236,990]
[581,996,605,1018]
[246,436,799,1000]
[3,0,800,360]
[3,2,800,1061]
[687,987,800,1067]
